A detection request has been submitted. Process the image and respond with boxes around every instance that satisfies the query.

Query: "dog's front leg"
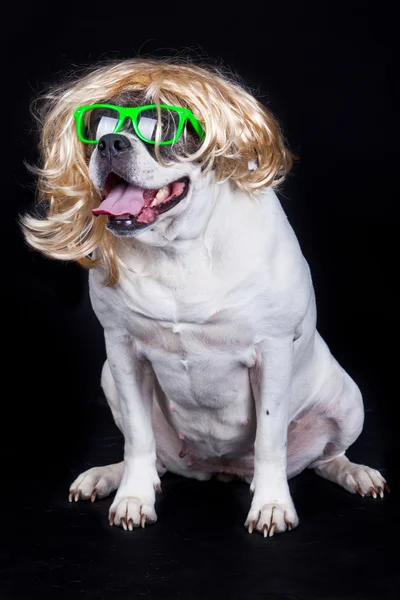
[105,331,160,530]
[247,335,299,537]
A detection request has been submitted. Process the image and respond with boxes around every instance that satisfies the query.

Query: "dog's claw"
[384,483,391,494]
[377,486,384,498]
[370,487,377,499]
[155,484,162,494]
[355,485,364,497]
[128,519,134,531]
[74,490,81,502]
[141,514,146,528]
[90,489,97,503]
[269,524,276,537]
[121,518,127,531]
[286,521,293,531]
[109,511,116,526]
[263,524,268,538]
[248,520,255,534]
[68,490,74,503]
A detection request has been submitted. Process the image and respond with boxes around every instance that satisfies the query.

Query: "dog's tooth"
[157,185,170,197]
[151,185,170,206]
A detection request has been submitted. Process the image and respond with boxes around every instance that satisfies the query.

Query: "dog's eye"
[136,108,179,143]
[136,115,157,141]
[84,108,120,141]
[96,116,119,139]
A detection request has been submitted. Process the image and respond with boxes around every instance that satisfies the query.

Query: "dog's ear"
[213,93,294,192]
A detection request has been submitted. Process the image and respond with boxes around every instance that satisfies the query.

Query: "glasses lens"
[136,107,180,143]
[82,107,120,141]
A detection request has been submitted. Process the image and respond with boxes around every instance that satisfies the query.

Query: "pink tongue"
[92,183,146,217]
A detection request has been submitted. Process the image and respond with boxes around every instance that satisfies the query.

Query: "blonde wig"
[22,58,294,286]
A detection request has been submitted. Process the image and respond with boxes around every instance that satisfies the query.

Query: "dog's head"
[22,59,293,284]
[85,90,208,244]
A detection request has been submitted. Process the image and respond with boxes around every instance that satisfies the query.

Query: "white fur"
[70,134,387,535]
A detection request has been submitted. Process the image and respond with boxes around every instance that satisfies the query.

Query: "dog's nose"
[97,134,131,160]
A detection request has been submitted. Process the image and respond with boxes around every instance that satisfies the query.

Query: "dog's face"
[87,91,209,245]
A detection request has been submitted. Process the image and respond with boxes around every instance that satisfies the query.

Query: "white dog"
[23,59,387,536]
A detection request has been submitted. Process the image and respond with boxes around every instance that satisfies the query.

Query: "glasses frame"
[74,103,204,145]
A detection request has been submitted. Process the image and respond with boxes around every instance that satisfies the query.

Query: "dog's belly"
[144,341,258,460]
[133,307,319,464]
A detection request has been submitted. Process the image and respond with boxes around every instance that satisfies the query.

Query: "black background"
[3,2,399,599]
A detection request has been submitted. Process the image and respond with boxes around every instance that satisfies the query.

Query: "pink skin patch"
[179,446,187,458]
[92,173,187,224]
[136,207,157,224]
[178,433,186,440]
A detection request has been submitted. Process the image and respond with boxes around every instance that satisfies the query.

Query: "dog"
[22,58,388,536]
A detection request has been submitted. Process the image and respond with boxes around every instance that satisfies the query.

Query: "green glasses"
[74,103,204,146]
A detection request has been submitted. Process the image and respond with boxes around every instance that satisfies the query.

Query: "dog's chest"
[114,248,263,333]
[112,268,259,455]
[109,262,259,407]
[121,270,259,368]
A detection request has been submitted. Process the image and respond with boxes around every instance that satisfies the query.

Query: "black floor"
[1,397,398,600]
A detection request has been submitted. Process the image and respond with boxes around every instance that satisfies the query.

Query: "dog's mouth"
[92,173,190,232]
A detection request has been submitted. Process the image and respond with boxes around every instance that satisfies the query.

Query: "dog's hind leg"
[309,377,388,497]
[287,367,388,498]
[69,360,167,502]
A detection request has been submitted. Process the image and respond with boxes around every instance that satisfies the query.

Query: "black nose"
[98,134,131,160]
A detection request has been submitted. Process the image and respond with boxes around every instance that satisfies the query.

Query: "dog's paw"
[337,463,388,498]
[109,491,158,530]
[69,463,123,502]
[245,498,299,537]
[245,477,299,537]
[314,457,389,498]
